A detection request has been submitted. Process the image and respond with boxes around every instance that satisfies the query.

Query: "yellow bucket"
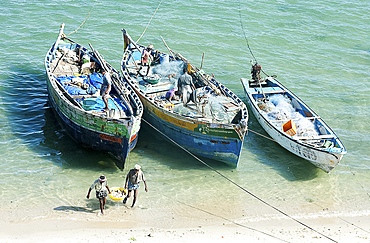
[108,187,127,201]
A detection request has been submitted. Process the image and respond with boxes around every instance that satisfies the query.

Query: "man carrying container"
[123,164,148,208]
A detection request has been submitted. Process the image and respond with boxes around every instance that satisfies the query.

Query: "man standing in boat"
[251,62,262,83]
[137,44,154,77]
[178,68,195,106]
[101,70,112,112]
[122,164,148,208]
[87,175,111,215]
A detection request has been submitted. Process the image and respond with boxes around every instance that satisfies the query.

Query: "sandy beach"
[1,0,370,242]
[1,201,369,243]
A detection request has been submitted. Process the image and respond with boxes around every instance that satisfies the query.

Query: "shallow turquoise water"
[0,0,369,224]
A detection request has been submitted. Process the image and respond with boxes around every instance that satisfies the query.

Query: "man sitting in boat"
[177,68,196,106]
[165,74,178,103]
[101,70,112,112]
[137,44,154,77]
[80,53,97,75]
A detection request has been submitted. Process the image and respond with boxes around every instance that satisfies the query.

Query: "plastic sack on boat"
[88,72,104,90]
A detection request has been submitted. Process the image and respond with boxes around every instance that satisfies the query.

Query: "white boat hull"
[249,103,343,172]
[241,77,346,173]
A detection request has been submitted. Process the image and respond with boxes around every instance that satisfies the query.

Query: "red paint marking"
[99,134,122,143]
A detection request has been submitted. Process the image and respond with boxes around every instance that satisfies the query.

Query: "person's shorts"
[128,181,139,191]
[143,59,152,66]
[100,85,111,98]
[96,190,108,199]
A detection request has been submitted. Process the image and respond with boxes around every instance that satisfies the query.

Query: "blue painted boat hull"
[144,110,243,167]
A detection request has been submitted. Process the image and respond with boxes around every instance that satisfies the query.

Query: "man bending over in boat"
[178,68,196,106]
[101,70,112,112]
[87,175,111,215]
[137,44,154,77]
[165,74,178,103]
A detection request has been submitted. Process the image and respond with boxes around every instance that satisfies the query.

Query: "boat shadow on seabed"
[243,106,320,181]
[41,105,119,171]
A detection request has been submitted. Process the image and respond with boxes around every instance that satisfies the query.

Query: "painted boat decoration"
[241,63,346,172]
[120,29,248,166]
[45,24,143,169]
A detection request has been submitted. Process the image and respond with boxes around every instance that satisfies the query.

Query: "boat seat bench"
[251,89,286,95]
[294,134,335,140]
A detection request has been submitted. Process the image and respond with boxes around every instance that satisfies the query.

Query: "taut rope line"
[238,1,257,64]
[136,0,165,43]
[66,0,98,36]
[67,12,91,36]
[170,196,290,242]
[141,118,338,243]
[247,128,276,142]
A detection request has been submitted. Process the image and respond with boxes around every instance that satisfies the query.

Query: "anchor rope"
[247,128,276,142]
[238,1,257,64]
[136,0,165,43]
[237,0,270,78]
[163,195,290,242]
[66,13,90,36]
[141,117,338,242]
[66,0,98,36]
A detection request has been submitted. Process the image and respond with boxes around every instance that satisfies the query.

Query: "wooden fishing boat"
[120,29,248,166]
[241,63,346,172]
[45,24,143,169]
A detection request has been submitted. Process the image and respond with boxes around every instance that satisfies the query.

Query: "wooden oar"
[160,36,177,58]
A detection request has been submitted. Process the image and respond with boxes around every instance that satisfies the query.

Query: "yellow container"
[108,187,127,201]
[163,103,174,109]
[282,120,297,136]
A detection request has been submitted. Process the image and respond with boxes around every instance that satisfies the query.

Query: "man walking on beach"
[123,164,148,208]
[87,175,111,215]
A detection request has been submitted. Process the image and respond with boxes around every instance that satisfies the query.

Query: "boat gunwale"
[241,78,346,156]
[45,37,143,127]
[121,43,248,131]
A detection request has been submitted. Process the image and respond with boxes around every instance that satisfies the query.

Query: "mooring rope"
[238,1,257,64]
[141,118,338,242]
[247,128,276,142]
[136,0,165,43]
[66,0,98,36]
[165,195,290,242]
[66,13,91,36]
[237,0,271,78]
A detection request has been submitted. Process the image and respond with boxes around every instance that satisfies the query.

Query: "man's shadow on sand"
[54,200,120,214]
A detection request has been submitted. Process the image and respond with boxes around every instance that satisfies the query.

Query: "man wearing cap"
[123,164,148,208]
[87,175,111,215]
[137,44,154,77]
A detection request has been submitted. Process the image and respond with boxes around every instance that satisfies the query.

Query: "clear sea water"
[0,0,369,228]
